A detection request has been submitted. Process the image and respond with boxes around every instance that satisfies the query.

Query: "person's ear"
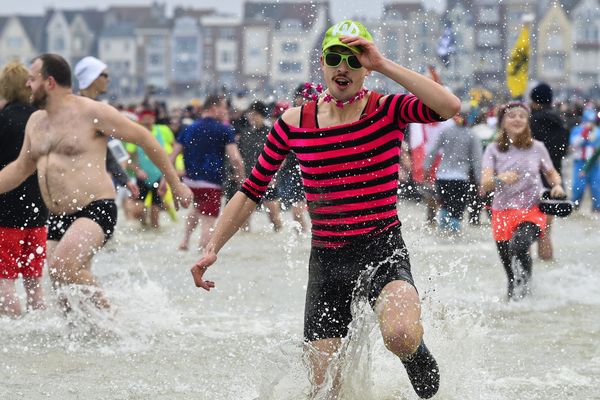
[46,76,56,90]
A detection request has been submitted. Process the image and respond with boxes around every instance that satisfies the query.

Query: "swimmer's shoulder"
[26,109,48,129]
[73,95,120,120]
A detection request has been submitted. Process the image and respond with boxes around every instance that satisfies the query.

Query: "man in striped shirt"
[191,20,460,399]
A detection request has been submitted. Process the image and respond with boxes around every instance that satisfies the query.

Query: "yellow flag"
[506,25,530,98]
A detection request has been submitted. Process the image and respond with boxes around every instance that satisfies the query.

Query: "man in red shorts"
[0,62,48,317]
[171,95,245,250]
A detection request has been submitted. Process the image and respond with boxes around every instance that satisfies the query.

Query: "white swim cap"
[74,56,107,90]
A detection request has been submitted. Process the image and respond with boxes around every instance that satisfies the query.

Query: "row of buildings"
[0,0,598,100]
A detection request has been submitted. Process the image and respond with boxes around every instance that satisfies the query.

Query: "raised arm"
[0,116,38,194]
[340,36,461,119]
[94,103,192,208]
[191,191,258,291]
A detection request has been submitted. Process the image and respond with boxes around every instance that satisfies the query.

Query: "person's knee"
[382,323,423,359]
[47,255,82,285]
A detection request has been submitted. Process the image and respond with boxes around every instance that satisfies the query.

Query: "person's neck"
[80,87,100,100]
[44,89,73,115]
[321,92,369,121]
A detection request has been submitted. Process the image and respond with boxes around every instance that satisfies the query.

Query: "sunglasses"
[323,51,362,70]
[99,72,109,78]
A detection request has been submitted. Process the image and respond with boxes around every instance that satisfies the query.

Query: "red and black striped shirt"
[241,93,445,248]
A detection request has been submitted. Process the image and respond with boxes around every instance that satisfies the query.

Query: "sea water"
[0,199,598,400]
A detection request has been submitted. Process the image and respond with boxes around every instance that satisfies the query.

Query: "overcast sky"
[2,0,446,20]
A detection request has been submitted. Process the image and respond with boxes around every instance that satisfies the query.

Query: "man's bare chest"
[30,119,102,160]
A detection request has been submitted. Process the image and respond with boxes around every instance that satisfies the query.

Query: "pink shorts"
[191,188,222,217]
[0,226,47,279]
[491,207,547,242]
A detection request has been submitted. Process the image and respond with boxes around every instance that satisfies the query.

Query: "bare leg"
[149,205,161,229]
[537,215,554,261]
[23,277,45,311]
[0,279,21,317]
[179,209,200,250]
[47,218,110,310]
[306,338,342,397]
[375,280,423,359]
[263,200,283,232]
[198,215,217,250]
[128,199,146,224]
[376,280,439,398]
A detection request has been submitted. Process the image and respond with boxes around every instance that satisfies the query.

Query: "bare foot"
[178,242,189,251]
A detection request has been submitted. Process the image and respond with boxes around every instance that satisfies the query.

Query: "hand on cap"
[340,35,385,71]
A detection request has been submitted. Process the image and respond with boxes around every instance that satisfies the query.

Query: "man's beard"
[31,87,48,109]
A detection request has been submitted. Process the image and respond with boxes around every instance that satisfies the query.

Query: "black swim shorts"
[304,224,415,341]
[47,199,118,244]
[138,181,163,206]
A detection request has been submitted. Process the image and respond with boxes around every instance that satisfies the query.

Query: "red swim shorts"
[491,207,547,242]
[0,226,47,279]
[191,188,223,217]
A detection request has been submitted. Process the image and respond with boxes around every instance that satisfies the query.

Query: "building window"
[477,28,501,46]
[7,37,23,48]
[54,37,65,51]
[74,37,84,52]
[148,36,163,47]
[176,37,197,52]
[543,53,565,73]
[546,33,563,50]
[478,50,502,72]
[279,61,302,73]
[479,6,499,24]
[282,42,299,53]
[219,28,236,40]
[584,25,599,42]
[578,72,597,82]
[149,54,163,66]
[221,50,233,64]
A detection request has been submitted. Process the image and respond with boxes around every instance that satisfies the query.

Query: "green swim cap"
[322,20,373,54]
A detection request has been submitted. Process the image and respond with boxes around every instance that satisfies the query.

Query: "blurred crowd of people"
[94,74,600,251]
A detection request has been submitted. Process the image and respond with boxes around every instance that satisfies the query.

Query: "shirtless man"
[0,53,192,310]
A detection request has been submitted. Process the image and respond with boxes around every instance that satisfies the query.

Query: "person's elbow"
[439,95,461,120]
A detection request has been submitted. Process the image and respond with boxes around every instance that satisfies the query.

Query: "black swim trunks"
[47,199,117,243]
[138,181,163,206]
[304,224,415,341]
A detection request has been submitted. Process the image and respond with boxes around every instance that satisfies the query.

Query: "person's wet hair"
[32,53,72,88]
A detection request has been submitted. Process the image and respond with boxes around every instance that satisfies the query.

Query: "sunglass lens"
[347,56,362,69]
[325,53,342,67]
